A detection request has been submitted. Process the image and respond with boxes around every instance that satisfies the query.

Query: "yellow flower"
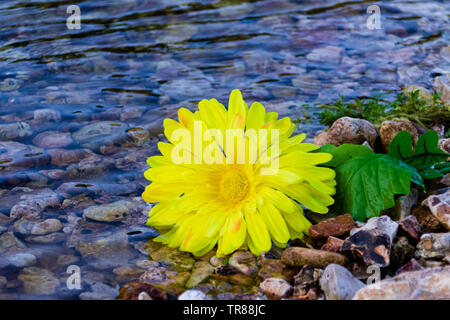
[142,89,335,257]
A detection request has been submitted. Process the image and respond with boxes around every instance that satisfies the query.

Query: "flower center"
[220,170,250,203]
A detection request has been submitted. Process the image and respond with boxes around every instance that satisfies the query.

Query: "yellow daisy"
[142,89,335,257]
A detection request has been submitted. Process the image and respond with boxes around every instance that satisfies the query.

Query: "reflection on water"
[0,0,448,299]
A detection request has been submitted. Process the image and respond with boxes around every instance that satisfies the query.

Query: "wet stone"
[117,282,168,300]
[379,118,419,151]
[395,258,424,276]
[398,215,421,242]
[292,265,323,298]
[10,188,61,219]
[353,266,450,300]
[0,122,32,141]
[309,213,355,241]
[32,131,73,148]
[178,289,208,300]
[18,267,60,295]
[83,200,138,223]
[422,188,450,230]
[228,251,258,276]
[0,141,49,172]
[281,247,347,268]
[342,216,398,267]
[313,117,378,149]
[415,232,450,260]
[390,237,416,270]
[320,264,365,300]
[321,236,344,253]
[79,283,119,300]
[186,261,215,288]
[260,277,292,300]
[4,252,37,268]
[150,246,195,272]
[72,121,128,154]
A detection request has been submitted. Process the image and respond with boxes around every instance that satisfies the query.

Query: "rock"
[395,259,424,275]
[0,232,26,255]
[71,229,135,269]
[432,124,446,137]
[139,265,170,285]
[342,216,398,267]
[397,65,423,87]
[415,233,450,260]
[117,282,168,300]
[186,261,215,288]
[14,218,62,235]
[260,277,292,300]
[0,276,6,289]
[292,265,323,298]
[433,75,450,104]
[72,121,128,154]
[18,267,59,295]
[307,46,343,63]
[178,289,208,300]
[379,118,419,151]
[0,122,32,141]
[439,138,450,154]
[228,251,258,276]
[281,247,347,268]
[258,259,289,281]
[79,283,119,300]
[412,201,446,232]
[403,85,433,102]
[398,215,421,242]
[422,189,450,230]
[33,109,61,123]
[5,252,37,267]
[320,264,365,300]
[10,188,60,219]
[390,188,419,221]
[0,141,49,172]
[309,214,355,241]
[31,219,62,235]
[321,236,344,253]
[48,148,94,167]
[57,254,80,266]
[83,200,137,223]
[391,237,415,269]
[313,117,378,149]
[25,232,67,244]
[113,266,145,283]
[353,266,450,300]
[32,131,73,148]
[150,246,195,272]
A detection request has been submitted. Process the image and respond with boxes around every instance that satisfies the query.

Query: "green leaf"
[388,130,449,179]
[333,154,424,221]
[317,144,373,168]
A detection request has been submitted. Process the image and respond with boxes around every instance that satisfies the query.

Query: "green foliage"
[333,154,422,221]
[319,90,449,129]
[317,142,425,222]
[388,130,450,179]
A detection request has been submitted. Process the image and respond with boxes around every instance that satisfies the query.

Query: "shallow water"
[0,0,448,299]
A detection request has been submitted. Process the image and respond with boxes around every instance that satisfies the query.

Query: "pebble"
[422,189,450,230]
[260,277,292,300]
[379,118,419,151]
[83,200,137,223]
[178,289,208,300]
[309,213,355,241]
[228,251,258,276]
[320,264,365,300]
[415,232,450,260]
[18,267,60,295]
[32,131,73,148]
[185,261,215,288]
[0,122,32,141]
[281,247,347,268]
[353,266,450,300]
[313,117,378,149]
